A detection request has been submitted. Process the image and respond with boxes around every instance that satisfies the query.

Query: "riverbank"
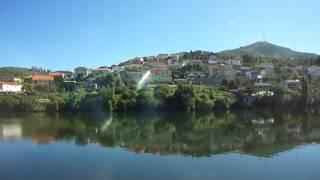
[0,91,318,114]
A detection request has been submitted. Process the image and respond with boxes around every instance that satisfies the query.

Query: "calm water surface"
[0,110,320,180]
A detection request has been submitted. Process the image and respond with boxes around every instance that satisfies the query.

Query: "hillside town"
[1,51,320,97]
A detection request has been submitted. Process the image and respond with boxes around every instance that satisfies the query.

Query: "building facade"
[308,66,320,80]
[0,82,23,93]
[24,75,54,84]
[74,67,92,77]
[225,59,242,66]
[208,64,236,82]
[92,67,112,75]
[284,80,301,91]
[151,68,172,83]
[208,55,219,64]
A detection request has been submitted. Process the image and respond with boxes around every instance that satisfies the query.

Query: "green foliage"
[154,84,171,101]
[221,42,317,60]
[136,87,156,110]
[174,84,195,111]
[0,67,32,81]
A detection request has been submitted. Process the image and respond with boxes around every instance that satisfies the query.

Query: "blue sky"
[0,0,319,70]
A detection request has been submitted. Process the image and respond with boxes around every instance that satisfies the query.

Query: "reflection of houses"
[284,80,301,91]
[24,74,54,84]
[32,135,54,144]
[0,124,22,139]
[0,82,23,93]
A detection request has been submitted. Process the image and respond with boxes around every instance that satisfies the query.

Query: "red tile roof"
[151,68,170,72]
[48,72,65,77]
[0,81,17,85]
[25,75,54,81]
[124,63,143,68]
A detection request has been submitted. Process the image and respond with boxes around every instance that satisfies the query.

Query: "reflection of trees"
[1,110,320,157]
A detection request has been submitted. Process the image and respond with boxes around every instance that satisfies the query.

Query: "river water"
[0,110,320,180]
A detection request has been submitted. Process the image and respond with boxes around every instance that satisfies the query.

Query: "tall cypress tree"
[301,77,310,105]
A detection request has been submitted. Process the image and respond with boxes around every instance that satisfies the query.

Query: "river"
[0,110,320,180]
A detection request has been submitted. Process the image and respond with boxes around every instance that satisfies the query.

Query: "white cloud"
[228,21,237,27]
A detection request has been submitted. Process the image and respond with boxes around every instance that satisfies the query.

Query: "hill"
[0,67,33,81]
[220,41,318,60]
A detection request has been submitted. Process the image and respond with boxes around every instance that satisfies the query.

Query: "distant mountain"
[220,41,318,59]
[0,67,33,81]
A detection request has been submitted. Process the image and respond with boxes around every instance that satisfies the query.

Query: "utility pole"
[262,33,266,42]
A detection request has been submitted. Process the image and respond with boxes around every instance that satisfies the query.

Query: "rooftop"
[0,81,17,85]
[308,65,320,71]
[25,75,54,81]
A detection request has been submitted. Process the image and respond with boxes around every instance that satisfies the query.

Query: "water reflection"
[0,110,319,157]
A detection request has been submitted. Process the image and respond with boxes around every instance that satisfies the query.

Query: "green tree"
[174,84,195,111]
[136,87,156,110]
[301,77,310,105]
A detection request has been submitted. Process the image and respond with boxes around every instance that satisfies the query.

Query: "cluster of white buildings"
[0,81,23,94]
[3,51,320,96]
[73,52,319,94]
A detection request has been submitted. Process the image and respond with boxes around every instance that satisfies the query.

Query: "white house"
[188,59,204,65]
[93,67,112,75]
[284,80,301,91]
[157,54,169,60]
[13,78,22,84]
[1,124,22,139]
[186,71,207,79]
[151,68,172,83]
[111,65,124,72]
[0,82,23,93]
[124,71,145,83]
[245,70,259,80]
[74,67,92,77]
[254,82,273,91]
[225,59,242,66]
[260,63,275,73]
[168,59,184,69]
[208,55,219,64]
[208,64,236,81]
[144,62,168,69]
[308,66,320,79]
